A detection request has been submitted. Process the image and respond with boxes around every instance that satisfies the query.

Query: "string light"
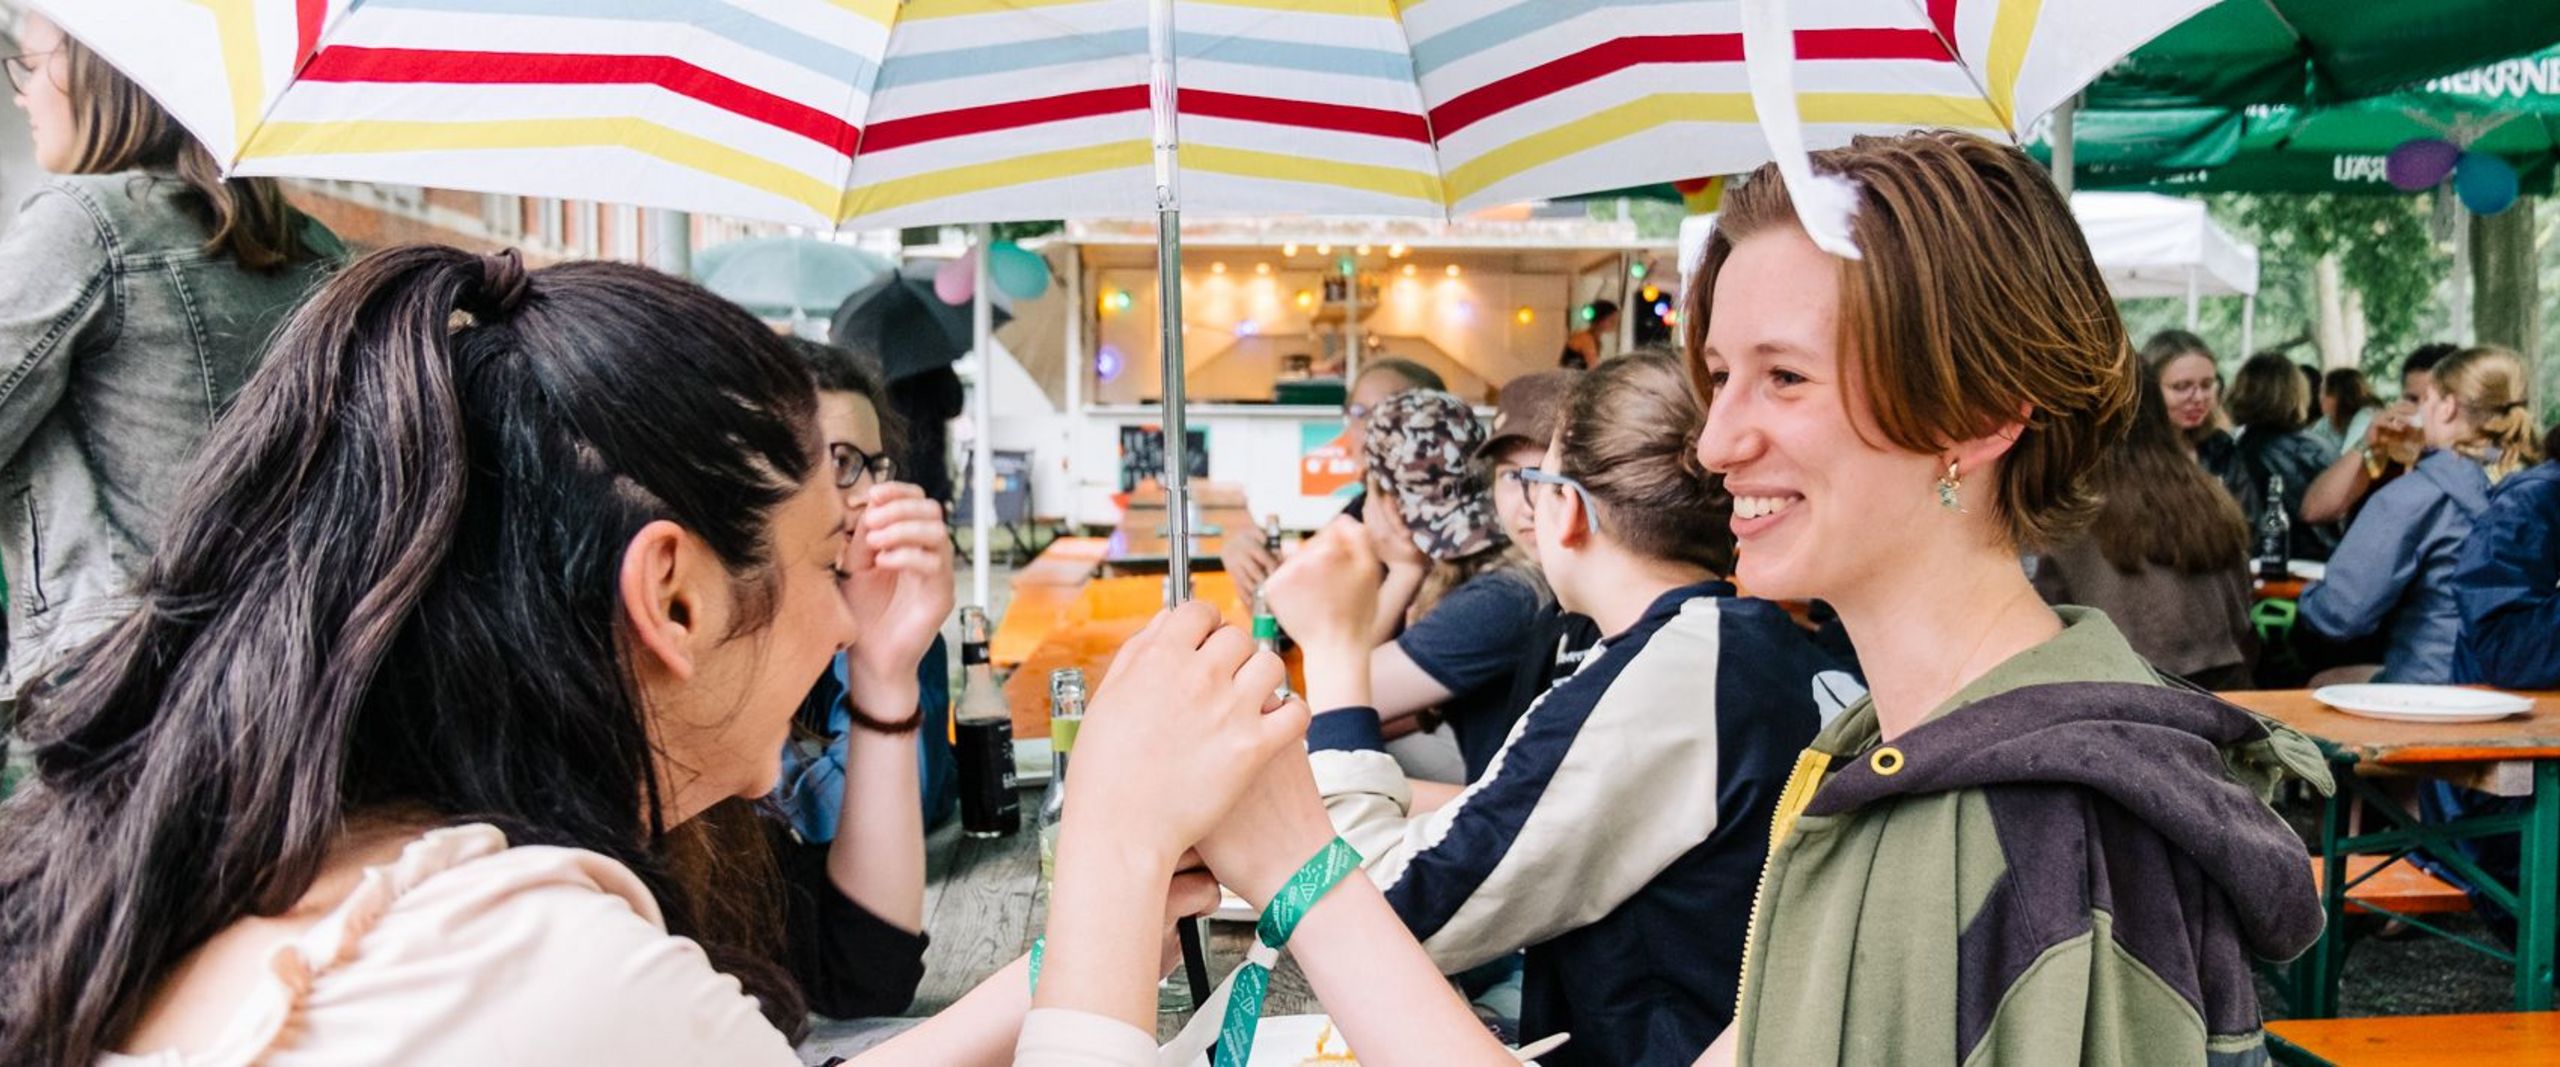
[1283,242,1299,257]
[1295,290,1316,310]
[1629,261,1649,279]
[1210,261,1227,275]
[1401,263,1417,277]
[1316,243,1331,255]
[1387,243,1407,258]
[1515,307,1535,325]
[1641,285,1660,302]
[1102,289,1133,313]
[1255,262,1271,275]
[1355,244,1372,256]
[1445,264,1461,277]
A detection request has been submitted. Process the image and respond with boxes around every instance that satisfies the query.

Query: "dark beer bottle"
[954,607,1019,837]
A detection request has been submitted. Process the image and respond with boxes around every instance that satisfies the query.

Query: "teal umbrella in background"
[691,236,895,325]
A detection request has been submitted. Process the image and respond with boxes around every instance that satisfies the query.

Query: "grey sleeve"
[0,188,114,465]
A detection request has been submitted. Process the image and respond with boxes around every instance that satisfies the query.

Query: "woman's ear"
[1951,404,2036,475]
[621,520,702,682]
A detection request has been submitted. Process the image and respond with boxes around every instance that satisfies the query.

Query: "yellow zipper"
[1732,747,1833,1046]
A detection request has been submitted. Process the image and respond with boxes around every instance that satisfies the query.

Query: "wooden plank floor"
[805,788,1314,1060]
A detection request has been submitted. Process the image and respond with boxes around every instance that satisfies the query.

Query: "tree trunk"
[2471,198,2542,419]
[2314,254,2354,368]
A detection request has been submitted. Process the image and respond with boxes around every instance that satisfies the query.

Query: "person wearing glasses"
[2144,330,2226,461]
[1220,358,1443,595]
[739,338,959,1020]
[1263,353,1848,1067]
[0,13,338,765]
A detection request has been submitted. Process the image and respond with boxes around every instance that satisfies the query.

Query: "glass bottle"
[954,607,1020,838]
[1036,668,1085,885]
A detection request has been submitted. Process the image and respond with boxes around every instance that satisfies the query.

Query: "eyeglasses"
[1344,401,1374,423]
[2163,380,2218,400]
[1507,466,1603,532]
[3,51,55,95]
[829,441,897,489]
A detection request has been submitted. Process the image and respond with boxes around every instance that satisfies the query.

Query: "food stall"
[1049,216,1678,531]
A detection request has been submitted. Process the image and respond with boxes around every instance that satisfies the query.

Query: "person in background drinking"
[1265,351,1843,1067]
[2302,343,2455,526]
[0,12,339,747]
[2300,345,2545,684]
[2145,329,2226,461]
[2214,353,2341,561]
[1686,131,2326,1067]
[2030,368,2257,690]
[1221,358,1444,593]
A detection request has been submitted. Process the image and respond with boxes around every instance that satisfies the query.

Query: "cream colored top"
[99,824,1159,1067]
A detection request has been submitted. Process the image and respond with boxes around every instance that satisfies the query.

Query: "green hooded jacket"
[1733,609,2332,1066]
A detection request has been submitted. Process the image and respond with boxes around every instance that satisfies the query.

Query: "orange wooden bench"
[2310,855,2473,916]
[2268,1012,2560,1065]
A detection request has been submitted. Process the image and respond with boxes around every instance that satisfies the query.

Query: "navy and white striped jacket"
[1308,581,1858,1067]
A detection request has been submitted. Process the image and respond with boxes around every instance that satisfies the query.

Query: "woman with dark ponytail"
[0,12,338,715]
[0,241,1532,1067]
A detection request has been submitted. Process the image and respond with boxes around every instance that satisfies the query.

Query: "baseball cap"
[1474,370,1578,462]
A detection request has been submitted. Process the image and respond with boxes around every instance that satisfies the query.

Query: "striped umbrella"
[40,0,2206,596]
[44,1,2204,232]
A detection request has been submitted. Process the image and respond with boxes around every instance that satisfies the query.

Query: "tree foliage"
[2223,192,2449,364]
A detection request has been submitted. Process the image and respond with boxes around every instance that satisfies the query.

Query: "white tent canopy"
[1680,190,2262,349]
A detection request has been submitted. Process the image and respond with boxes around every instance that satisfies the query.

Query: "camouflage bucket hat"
[1363,390,1502,561]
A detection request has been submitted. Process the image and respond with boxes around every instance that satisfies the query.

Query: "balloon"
[932,254,975,305]
[987,241,1052,300]
[2384,138,2461,192]
[2454,153,2520,215]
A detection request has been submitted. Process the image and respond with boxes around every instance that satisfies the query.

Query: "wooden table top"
[2251,576,2307,602]
[2220,688,2560,764]
[1002,574,1257,738]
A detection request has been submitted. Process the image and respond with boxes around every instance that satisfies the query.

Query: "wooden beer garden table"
[2222,688,2560,1015]
[1104,481,1258,576]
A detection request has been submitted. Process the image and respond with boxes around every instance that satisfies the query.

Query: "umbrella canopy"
[48,0,2204,232]
[2085,0,2560,109]
[2039,4,2560,194]
[830,261,1013,383]
[692,235,894,320]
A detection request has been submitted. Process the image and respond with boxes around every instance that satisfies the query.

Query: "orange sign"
[1300,421,1360,498]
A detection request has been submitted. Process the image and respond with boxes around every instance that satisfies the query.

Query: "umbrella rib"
[1384,7,1455,218]
[1898,0,2000,135]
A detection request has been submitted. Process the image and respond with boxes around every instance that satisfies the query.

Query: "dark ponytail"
[0,246,820,1063]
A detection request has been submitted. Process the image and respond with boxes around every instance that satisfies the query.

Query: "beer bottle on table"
[2254,472,2292,582]
[1263,513,1284,559]
[1036,668,1086,885]
[954,606,1019,838]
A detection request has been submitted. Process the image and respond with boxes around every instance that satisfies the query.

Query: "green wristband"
[1028,936,1044,993]
[1217,837,1364,1067]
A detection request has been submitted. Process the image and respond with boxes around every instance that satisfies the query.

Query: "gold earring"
[1935,460,1965,513]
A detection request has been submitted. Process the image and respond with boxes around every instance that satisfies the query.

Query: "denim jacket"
[2452,462,2560,688]
[0,172,340,691]
[2299,449,2493,683]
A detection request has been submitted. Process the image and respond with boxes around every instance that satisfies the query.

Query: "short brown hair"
[2224,354,2309,432]
[1683,131,2134,547]
[1557,351,1733,573]
[55,30,316,272]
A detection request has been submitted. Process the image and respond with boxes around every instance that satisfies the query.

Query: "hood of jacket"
[1802,680,2331,960]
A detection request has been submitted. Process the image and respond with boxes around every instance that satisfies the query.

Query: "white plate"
[2287,559,2328,582]
[2313,684,2534,723]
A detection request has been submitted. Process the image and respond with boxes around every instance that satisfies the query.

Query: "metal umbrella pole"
[1149,0,1213,1010]
[970,222,995,611]
[1151,0,1192,610]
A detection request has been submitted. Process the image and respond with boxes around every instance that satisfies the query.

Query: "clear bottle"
[953,607,1020,838]
[2255,472,2292,582]
[1036,668,1086,885]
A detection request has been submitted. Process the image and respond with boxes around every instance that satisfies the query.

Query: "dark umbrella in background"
[831,260,1012,384]
[831,261,1014,511]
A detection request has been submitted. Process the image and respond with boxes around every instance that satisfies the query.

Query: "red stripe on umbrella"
[300,46,864,157]
[1429,28,1956,138]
